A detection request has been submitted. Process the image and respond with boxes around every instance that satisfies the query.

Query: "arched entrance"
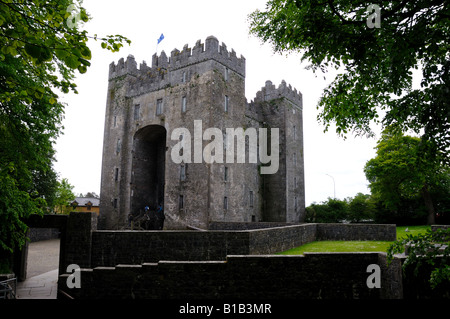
[131,125,167,217]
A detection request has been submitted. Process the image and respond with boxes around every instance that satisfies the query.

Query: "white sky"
[53,0,381,206]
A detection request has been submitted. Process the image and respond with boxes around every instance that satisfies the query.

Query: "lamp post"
[325,174,336,199]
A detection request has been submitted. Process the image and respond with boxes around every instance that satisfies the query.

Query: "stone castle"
[98,36,305,230]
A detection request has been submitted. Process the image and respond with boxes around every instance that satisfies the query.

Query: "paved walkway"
[16,269,58,299]
[16,239,60,299]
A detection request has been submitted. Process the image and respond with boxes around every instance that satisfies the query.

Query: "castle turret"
[252,80,305,223]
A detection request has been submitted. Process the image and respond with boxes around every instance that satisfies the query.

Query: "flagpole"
[156,33,164,55]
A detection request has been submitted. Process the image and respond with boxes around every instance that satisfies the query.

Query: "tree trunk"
[421,185,435,225]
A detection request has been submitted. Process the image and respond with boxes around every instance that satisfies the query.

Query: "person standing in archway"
[156,203,165,230]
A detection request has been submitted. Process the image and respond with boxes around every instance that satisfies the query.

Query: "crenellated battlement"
[108,36,246,83]
[108,54,139,79]
[254,80,302,108]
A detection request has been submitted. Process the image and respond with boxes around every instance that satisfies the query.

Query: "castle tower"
[252,80,305,222]
[98,36,305,230]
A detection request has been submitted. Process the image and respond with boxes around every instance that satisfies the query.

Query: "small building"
[70,197,100,215]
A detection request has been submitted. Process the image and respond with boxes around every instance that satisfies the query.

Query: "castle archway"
[131,125,167,217]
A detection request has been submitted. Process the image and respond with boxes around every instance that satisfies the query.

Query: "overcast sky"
[53,0,381,205]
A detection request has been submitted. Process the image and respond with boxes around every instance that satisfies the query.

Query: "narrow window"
[294,125,296,140]
[294,177,297,188]
[224,95,229,113]
[115,168,119,181]
[179,195,184,209]
[224,167,228,181]
[113,116,117,127]
[180,165,186,181]
[156,98,163,115]
[224,67,229,81]
[134,104,140,120]
[182,71,186,83]
[181,96,187,113]
[249,191,254,207]
[224,197,228,210]
[113,199,118,209]
[116,139,121,154]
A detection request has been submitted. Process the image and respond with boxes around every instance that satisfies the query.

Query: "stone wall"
[90,230,250,266]
[28,228,60,242]
[432,225,450,231]
[247,224,316,254]
[316,223,397,241]
[59,252,404,299]
[19,213,449,299]
[208,221,300,230]
[83,223,396,267]
[64,212,98,269]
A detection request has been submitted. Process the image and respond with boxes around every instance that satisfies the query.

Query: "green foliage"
[388,227,450,290]
[371,197,428,225]
[54,178,75,214]
[364,126,449,224]
[306,194,377,223]
[347,192,376,223]
[0,163,46,253]
[249,0,450,161]
[0,0,130,256]
[305,197,348,223]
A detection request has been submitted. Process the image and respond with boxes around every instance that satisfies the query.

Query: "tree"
[347,192,375,223]
[54,178,75,214]
[79,191,99,199]
[305,197,348,223]
[0,0,130,257]
[249,0,449,162]
[364,126,448,225]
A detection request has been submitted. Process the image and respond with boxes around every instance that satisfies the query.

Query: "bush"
[305,198,348,223]
[388,227,450,296]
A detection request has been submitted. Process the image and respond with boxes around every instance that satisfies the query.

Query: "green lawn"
[278,225,430,255]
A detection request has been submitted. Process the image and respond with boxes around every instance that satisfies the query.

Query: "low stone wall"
[432,225,450,231]
[91,230,250,267]
[247,224,317,254]
[87,223,396,267]
[208,221,300,230]
[316,223,397,241]
[28,228,60,242]
[56,215,450,299]
[59,252,403,299]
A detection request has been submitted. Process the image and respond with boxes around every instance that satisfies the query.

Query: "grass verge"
[277,225,431,255]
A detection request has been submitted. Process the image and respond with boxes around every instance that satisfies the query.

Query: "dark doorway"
[131,125,166,216]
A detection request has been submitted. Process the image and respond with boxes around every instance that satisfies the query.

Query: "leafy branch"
[387,227,450,289]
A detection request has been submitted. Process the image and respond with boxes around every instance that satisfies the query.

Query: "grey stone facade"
[98,36,305,230]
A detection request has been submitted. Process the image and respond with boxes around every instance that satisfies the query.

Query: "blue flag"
[157,33,164,44]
